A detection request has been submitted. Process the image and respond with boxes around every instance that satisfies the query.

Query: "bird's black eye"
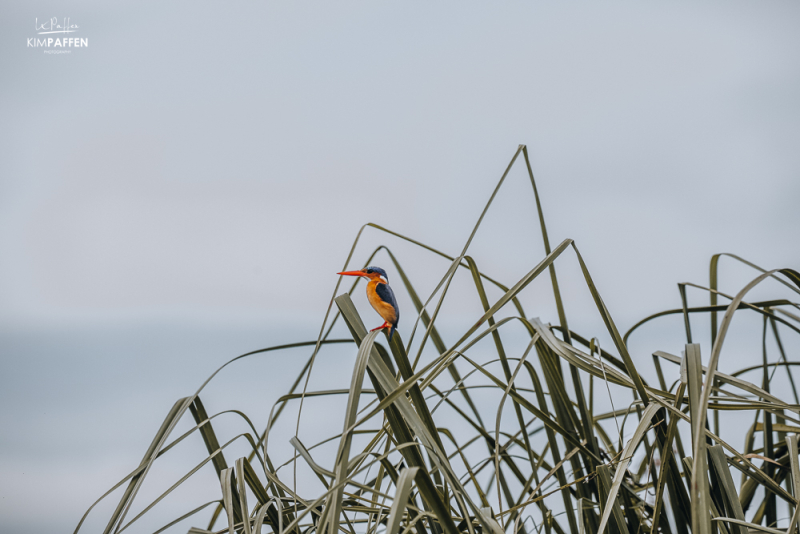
[366,269,373,274]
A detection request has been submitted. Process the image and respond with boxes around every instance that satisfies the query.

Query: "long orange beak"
[337,270,367,277]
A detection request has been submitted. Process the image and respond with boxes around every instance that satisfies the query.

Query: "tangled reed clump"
[78,146,800,534]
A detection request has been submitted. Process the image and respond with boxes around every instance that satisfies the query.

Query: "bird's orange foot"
[370,322,390,332]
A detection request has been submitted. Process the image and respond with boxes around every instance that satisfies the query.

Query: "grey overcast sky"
[2,2,799,533]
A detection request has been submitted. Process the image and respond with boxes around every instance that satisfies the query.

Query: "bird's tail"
[388,323,397,341]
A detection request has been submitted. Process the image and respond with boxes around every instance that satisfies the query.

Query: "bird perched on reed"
[337,266,399,340]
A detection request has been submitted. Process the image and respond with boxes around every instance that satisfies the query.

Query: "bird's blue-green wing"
[375,283,399,339]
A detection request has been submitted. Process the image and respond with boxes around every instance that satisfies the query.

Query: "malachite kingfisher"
[337,266,399,340]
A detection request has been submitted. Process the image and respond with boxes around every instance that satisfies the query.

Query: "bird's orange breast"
[367,281,397,324]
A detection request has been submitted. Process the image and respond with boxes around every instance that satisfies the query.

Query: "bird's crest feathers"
[365,266,389,282]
